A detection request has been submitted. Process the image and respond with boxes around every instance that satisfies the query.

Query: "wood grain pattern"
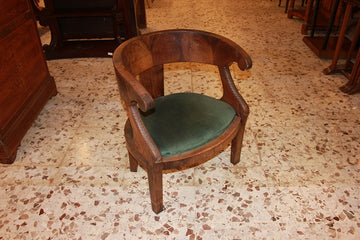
[0,0,57,164]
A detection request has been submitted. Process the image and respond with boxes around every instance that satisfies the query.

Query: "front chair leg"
[129,152,138,172]
[147,164,164,213]
[230,122,246,165]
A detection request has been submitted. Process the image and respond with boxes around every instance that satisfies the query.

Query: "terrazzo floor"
[1,0,360,239]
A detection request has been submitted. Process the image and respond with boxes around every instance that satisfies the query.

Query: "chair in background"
[113,29,252,213]
[32,0,145,59]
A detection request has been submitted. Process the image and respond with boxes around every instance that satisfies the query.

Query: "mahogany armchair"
[113,29,252,213]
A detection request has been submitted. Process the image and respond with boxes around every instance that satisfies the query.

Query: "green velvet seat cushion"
[140,93,236,158]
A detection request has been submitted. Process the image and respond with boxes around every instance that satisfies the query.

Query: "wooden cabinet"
[0,0,57,163]
[35,0,145,59]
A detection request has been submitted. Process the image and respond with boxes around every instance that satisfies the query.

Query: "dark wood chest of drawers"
[0,0,57,163]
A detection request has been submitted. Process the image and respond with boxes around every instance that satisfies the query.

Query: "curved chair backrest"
[113,29,252,76]
[113,29,252,112]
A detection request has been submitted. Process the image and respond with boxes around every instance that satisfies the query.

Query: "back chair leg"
[147,164,164,213]
[129,152,138,172]
[230,123,246,165]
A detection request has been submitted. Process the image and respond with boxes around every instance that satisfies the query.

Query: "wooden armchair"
[112,29,252,213]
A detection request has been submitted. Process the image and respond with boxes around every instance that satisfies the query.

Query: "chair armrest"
[125,104,162,164]
[236,50,252,71]
[213,35,251,119]
[114,66,155,112]
[219,66,249,120]
[114,61,161,164]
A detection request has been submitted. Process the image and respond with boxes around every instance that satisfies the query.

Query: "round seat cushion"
[140,93,236,157]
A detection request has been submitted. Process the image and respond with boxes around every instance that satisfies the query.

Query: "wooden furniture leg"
[148,164,163,213]
[340,48,360,93]
[310,0,321,37]
[343,18,360,70]
[230,126,246,165]
[287,0,321,34]
[346,67,360,94]
[301,0,315,34]
[347,69,360,94]
[135,0,147,28]
[285,0,291,12]
[287,0,297,18]
[323,1,354,74]
[129,152,138,172]
[321,0,341,49]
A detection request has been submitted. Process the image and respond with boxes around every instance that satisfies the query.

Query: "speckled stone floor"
[1,0,360,239]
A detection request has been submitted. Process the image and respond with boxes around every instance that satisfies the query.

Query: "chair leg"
[147,164,164,213]
[129,152,138,172]
[287,0,296,18]
[285,0,290,13]
[230,123,246,165]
